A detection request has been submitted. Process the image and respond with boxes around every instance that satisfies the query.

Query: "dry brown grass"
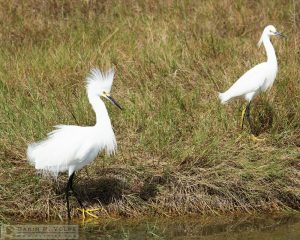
[0,0,299,222]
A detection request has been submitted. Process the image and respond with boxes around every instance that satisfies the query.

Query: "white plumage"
[218,25,284,133]
[27,68,118,177]
[27,124,116,177]
[219,25,282,104]
[27,68,122,219]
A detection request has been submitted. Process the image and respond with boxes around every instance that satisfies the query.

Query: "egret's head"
[264,25,284,37]
[258,25,285,47]
[101,90,123,110]
[86,68,123,110]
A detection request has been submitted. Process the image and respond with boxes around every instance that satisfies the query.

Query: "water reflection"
[78,214,300,240]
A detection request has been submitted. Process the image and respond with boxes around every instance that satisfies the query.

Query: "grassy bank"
[0,0,299,222]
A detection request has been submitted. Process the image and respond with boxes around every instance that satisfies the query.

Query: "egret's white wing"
[27,124,116,177]
[27,125,88,177]
[219,63,267,103]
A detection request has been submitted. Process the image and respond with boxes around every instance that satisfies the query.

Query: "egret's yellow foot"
[240,106,247,129]
[249,134,265,142]
[76,208,101,219]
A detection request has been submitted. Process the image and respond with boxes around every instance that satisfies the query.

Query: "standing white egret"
[27,68,122,220]
[218,25,284,135]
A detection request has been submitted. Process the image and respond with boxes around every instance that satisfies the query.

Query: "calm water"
[77,214,300,240]
[3,214,300,239]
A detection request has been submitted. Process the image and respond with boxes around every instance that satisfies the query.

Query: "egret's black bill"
[107,95,123,110]
[275,31,286,38]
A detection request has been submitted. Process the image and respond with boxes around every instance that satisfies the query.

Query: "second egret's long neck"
[88,94,112,128]
[263,35,277,66]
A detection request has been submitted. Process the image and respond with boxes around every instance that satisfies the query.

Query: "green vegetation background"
[0,0,299,221]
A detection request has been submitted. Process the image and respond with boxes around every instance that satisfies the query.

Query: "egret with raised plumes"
[27,68,122,220]
[219,25,284,136]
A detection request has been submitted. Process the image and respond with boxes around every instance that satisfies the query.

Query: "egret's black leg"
[245,102,253,134]
[240,102,250,130]
[69,173,84,208]
[245,102,265,141]
[66,172,100,220]
[66,172,75,220]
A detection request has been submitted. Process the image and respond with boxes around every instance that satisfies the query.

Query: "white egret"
[218,25,284,135]
[27,68,122,220]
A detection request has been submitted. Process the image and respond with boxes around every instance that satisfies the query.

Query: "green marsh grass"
[0,0,299,221]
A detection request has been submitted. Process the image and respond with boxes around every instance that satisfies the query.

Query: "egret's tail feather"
[27,143,37,166]
[218,92,229,104]
[27,142,61,178]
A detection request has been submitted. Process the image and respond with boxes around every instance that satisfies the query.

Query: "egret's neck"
[262,35,277,66]
[88,94,112,128]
